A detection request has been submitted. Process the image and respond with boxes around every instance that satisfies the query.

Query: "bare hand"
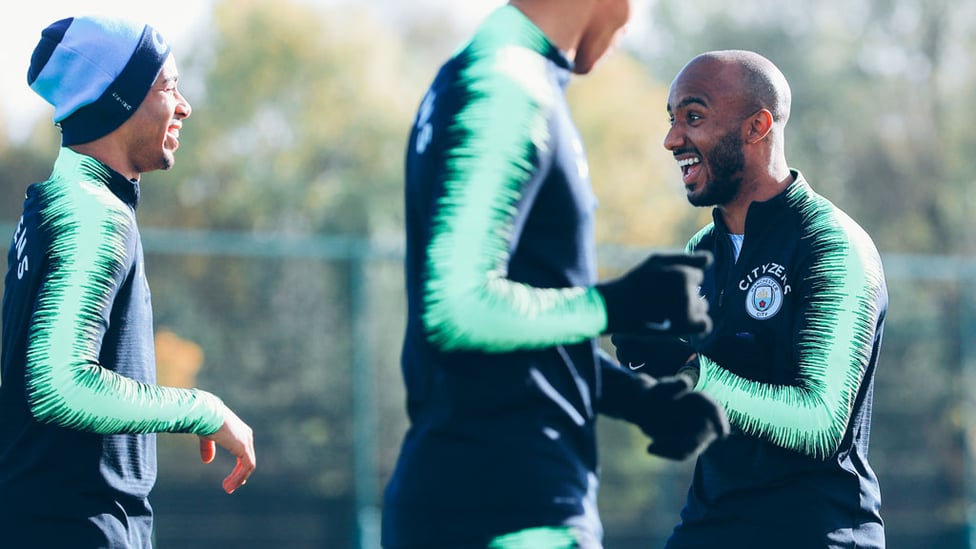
[199,405,256,494]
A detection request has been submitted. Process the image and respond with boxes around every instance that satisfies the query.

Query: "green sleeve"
[697,215,885,459]
[25,171,223,437]
[422,39,607,353]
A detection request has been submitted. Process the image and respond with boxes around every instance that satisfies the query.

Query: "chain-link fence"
[2,226,974,548]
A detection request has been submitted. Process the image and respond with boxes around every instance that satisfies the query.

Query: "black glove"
[596,252,712,336]
[632,374,729,460]
[610,333,696,378]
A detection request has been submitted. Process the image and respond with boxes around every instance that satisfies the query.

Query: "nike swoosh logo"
[628,362,645,371]
[644,319,672,331]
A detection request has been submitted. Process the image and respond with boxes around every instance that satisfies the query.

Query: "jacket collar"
[55,147,140,209]
[711,169,807,236]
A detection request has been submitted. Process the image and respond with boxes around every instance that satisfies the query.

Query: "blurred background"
[1,0,975,547]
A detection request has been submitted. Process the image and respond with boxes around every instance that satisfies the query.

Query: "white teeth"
[678,157,701,168]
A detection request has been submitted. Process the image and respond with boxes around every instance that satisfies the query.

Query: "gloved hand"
[610,333,696,378]
[596,252,712,336]
[632,374,729,460]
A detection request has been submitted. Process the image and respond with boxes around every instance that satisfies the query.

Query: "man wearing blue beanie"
[0,15,256,548]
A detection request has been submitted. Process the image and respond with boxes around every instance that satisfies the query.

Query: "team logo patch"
[745,275,783,319]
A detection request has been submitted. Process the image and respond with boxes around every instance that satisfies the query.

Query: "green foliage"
[140,0,421,237]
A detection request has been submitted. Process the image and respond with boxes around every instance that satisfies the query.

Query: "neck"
[69,141,140,181]
[718,166,793,233]
[509,0,587,61]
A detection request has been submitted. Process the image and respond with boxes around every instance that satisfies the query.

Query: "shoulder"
[687,222,718,251]
[447,43,558,113]
[793,186,879,258]
[789,184,885,295]
[33,176,136,265]
[38,175,132,225]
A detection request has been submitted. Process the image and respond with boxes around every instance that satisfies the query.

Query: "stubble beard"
[688,129,745,208]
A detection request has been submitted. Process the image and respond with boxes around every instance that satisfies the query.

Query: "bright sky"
[0,1,212,141]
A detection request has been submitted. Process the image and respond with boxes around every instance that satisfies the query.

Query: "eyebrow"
[667,95,709,113]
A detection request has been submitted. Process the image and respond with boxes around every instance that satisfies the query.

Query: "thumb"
[665,251,712,270]
[691,250,713,269]
[704,397,732,438]
[645,440,685,461]
[650,375,693,398]
[199,437,216,464]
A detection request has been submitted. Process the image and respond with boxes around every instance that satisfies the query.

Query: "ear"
[743,109,774,144]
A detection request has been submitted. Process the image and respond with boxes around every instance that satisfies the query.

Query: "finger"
[199,438,216,464]
[687,317,712,336]
[646,440,684,461]
[223,458,254,494]
[691,250,713,269]
[655,251,713,270]
[222,443,256,494]
[673,309,711,336]
[684,394,730,438]
[223,459,250,494]
[716,417,731,438]
[652,376,692,397]
[709,404,732,437]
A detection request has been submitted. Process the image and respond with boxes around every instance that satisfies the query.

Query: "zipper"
[716,233,738,312]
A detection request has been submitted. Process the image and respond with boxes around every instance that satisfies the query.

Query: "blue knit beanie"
[27,16,171,146]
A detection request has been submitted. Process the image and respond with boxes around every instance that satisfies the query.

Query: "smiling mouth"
[677,156,702,183]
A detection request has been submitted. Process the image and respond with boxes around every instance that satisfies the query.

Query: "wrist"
[595,282,626,333]
[676,364,700,388]
[691,354,715,389]
[601,368,656,422]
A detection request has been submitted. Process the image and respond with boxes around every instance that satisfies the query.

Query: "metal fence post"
[350,250,380,549]
[962,268,976,549]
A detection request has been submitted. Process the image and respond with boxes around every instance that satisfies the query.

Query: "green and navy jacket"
[0,148,224,548]
[383,6,635,547]
[666,171,887,548]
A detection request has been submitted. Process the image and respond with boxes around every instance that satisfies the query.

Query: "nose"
[663,123,682,152]
[176,90,192,119]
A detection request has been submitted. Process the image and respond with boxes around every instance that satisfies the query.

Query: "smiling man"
[615,50,888,548]
[0,16,255,548]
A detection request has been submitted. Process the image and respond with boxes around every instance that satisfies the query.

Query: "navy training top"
[0,148,224,548]
[667,172,887,549]
[382,5,624,548]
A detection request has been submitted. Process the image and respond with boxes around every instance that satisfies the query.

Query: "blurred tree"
[0,121,60,224]
[155,328,205,388]
[139,0,419,237]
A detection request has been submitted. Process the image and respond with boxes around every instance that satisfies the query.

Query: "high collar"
[711,169,807,236]
[476,5,575,75]
[55,147,141,209]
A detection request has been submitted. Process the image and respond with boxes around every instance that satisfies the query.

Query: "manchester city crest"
[745,275,783,319]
